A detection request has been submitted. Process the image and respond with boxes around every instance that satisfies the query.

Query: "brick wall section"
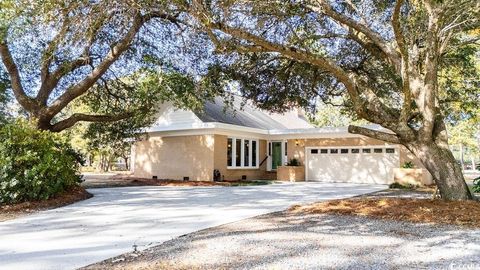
[133,135,215,181]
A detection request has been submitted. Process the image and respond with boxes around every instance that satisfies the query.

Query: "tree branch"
[309,0,402,70]
[50,112,133,132]
[348,125,401,144]
[0,41,37,112]
[46,11,178,119]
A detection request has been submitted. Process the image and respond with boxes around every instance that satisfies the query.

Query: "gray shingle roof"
[194,96,311,130]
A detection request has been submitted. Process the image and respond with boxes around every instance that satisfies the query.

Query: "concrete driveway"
[0,182,386,270]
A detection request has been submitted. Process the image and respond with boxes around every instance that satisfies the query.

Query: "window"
[228,137,259,168]
[351,149,360,154]
[374,148,383,153]
[311,149,319,154]
[320,149,328,154]
[235,139,241,167]
[341,149,349,154]
[227,138,233,167]
[362,148,371,153]
[330,149,338,154]
[284,141,288,156]
[252,141,257,166]
[386,148,395,154]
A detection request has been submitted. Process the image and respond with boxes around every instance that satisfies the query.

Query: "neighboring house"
[132,96,431,184]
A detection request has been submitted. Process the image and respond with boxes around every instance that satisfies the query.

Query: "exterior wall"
[393,168,434,186]
[133,132,433,183]
[133,135,215,181]
[213,135,271,180]
[277,166,305,182]
[398,146,434,185]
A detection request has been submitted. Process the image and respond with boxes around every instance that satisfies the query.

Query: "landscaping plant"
[287,158,301,166]
[0,120,83,204]
[401,161,415,169]
[473,164,480,193]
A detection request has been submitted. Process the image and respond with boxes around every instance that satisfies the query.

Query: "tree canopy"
[0,0,215,131]
[187,0,479,200]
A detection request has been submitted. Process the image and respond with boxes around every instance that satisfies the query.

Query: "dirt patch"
[82,176,272,189]
[290,197,480,228]
[0,186,92,222]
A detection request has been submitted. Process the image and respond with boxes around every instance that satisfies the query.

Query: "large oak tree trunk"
[406,142,473,200]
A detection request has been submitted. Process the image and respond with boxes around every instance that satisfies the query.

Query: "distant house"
[132,96,431,184]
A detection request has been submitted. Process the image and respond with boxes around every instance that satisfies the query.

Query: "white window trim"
[228,137,260,169]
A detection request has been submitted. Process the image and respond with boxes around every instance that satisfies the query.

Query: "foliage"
[312,103,368,127]
[389,182,418,190]
[191,0,479,200]
[401,161,415,169]
[0,120,82,204]
[287,158,301,166]
[0,1,213,131]
[448,119,479,156]
[74,69,218,171]
[474,164,480,193]
[0,70,10,125]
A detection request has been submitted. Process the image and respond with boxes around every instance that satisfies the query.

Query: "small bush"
[473,177,480,193]
[0,120,83,204]
[401,161,415,169]
[389,182,418,189]
[287,158,301,166]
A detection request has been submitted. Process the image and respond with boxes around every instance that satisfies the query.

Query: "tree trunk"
[124,157,129,170]
[407,142,473,200]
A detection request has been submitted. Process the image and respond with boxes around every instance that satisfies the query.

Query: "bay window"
[227,137,259,169]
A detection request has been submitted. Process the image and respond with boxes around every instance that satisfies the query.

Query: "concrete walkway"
[0,182,385,270]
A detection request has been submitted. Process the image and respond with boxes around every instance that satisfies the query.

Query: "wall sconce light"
[295,140,299,146]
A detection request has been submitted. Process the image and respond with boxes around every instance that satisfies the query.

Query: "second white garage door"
[306,146,400,184]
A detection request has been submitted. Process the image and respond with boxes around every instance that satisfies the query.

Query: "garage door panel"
[306,147,399,184]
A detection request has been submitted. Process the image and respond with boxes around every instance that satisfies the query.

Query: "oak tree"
[0,0,191,132]
[190,0,480,200]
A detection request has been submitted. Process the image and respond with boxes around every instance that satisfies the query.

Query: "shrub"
[0,120,83,204]
[287,158,301,166]
[389,182,418,189]
[473,178,480,193]
[401,161,415,169]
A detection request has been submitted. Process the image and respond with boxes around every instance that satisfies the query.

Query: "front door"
[271,142,283,170]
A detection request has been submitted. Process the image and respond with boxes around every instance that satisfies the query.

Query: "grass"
[290,197,480,228]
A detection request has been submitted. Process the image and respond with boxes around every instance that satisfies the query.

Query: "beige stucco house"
[132,96,432,185]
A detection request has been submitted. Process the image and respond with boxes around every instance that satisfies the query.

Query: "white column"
[231,137,236,168]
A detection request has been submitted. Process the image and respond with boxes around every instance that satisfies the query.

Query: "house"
[132,96,432,185]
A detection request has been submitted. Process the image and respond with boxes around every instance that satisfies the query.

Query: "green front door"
[271,142,282,170]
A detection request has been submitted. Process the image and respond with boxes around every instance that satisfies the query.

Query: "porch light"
[295,140,299,146]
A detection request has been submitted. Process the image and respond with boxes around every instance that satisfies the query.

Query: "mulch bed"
[290,197,480,228]
[82,177,271,189]
[0,186,92,222]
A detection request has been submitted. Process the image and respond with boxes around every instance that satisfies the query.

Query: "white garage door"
[306,146,400,184]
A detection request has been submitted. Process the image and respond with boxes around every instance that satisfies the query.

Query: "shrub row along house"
[132,96,432,185]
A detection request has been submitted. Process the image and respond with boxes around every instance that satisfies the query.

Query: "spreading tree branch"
[50,112,133,132]
[348,125,401,144]
[45,11,180,119]
[0,42,37,112]
[309,0,402,70]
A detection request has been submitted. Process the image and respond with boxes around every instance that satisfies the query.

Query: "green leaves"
[0,119,82,204]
